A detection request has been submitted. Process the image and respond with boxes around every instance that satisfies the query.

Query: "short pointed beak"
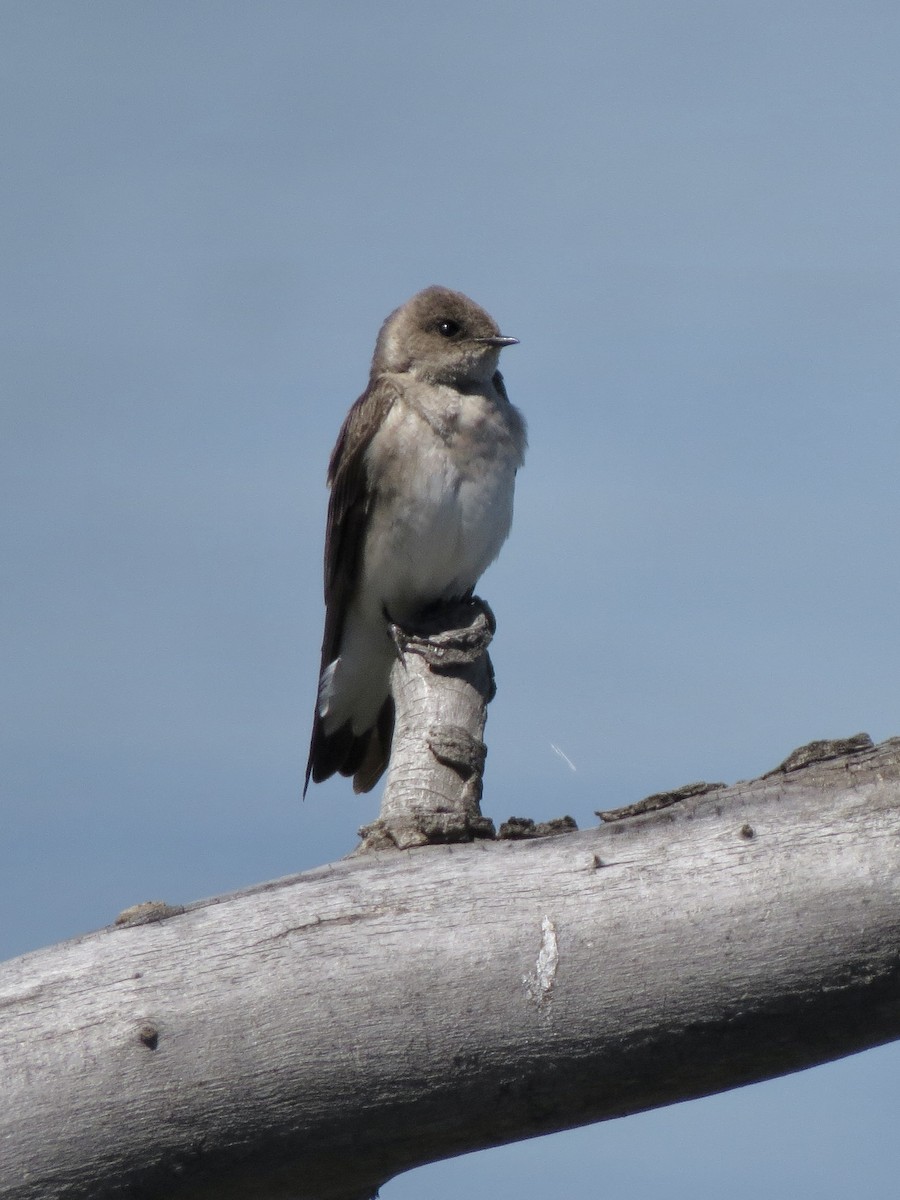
[477,335,519,348]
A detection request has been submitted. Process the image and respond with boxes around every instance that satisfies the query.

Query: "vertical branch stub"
[356,598,497,852]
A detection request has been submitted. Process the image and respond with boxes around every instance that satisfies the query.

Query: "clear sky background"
[2,2,899,1196]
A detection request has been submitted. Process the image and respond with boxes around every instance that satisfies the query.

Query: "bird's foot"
[388,596,495,674]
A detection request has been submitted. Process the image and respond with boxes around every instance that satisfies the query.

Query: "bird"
[305,285,526,794]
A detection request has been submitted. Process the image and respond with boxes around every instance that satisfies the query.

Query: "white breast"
[359,382,524,625]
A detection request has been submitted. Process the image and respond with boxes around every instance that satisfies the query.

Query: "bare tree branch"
[2,735,899,1200]
[358,598,497,851]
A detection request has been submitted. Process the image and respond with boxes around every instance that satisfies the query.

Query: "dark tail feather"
[304,696,395,796]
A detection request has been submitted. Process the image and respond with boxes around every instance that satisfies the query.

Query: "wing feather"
[304,379,397,793]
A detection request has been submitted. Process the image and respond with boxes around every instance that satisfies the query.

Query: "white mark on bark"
[523,916,559,1010]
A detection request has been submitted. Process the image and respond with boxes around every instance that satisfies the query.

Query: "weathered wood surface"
[2,736,899,1200]
[358,598,497,851]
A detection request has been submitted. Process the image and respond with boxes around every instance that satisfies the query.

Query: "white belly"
[361,445,515,622]
[320,380,524,737]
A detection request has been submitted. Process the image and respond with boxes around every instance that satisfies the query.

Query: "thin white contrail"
[550,743,577,772]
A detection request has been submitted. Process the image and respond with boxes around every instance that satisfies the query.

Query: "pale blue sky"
[2,3,899,1196]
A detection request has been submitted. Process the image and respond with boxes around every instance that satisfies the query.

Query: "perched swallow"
[305,286,526,793]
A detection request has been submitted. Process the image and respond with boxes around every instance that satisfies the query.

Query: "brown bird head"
[372,285,518,387]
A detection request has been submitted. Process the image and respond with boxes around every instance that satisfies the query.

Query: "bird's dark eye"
[437,319,461,338]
